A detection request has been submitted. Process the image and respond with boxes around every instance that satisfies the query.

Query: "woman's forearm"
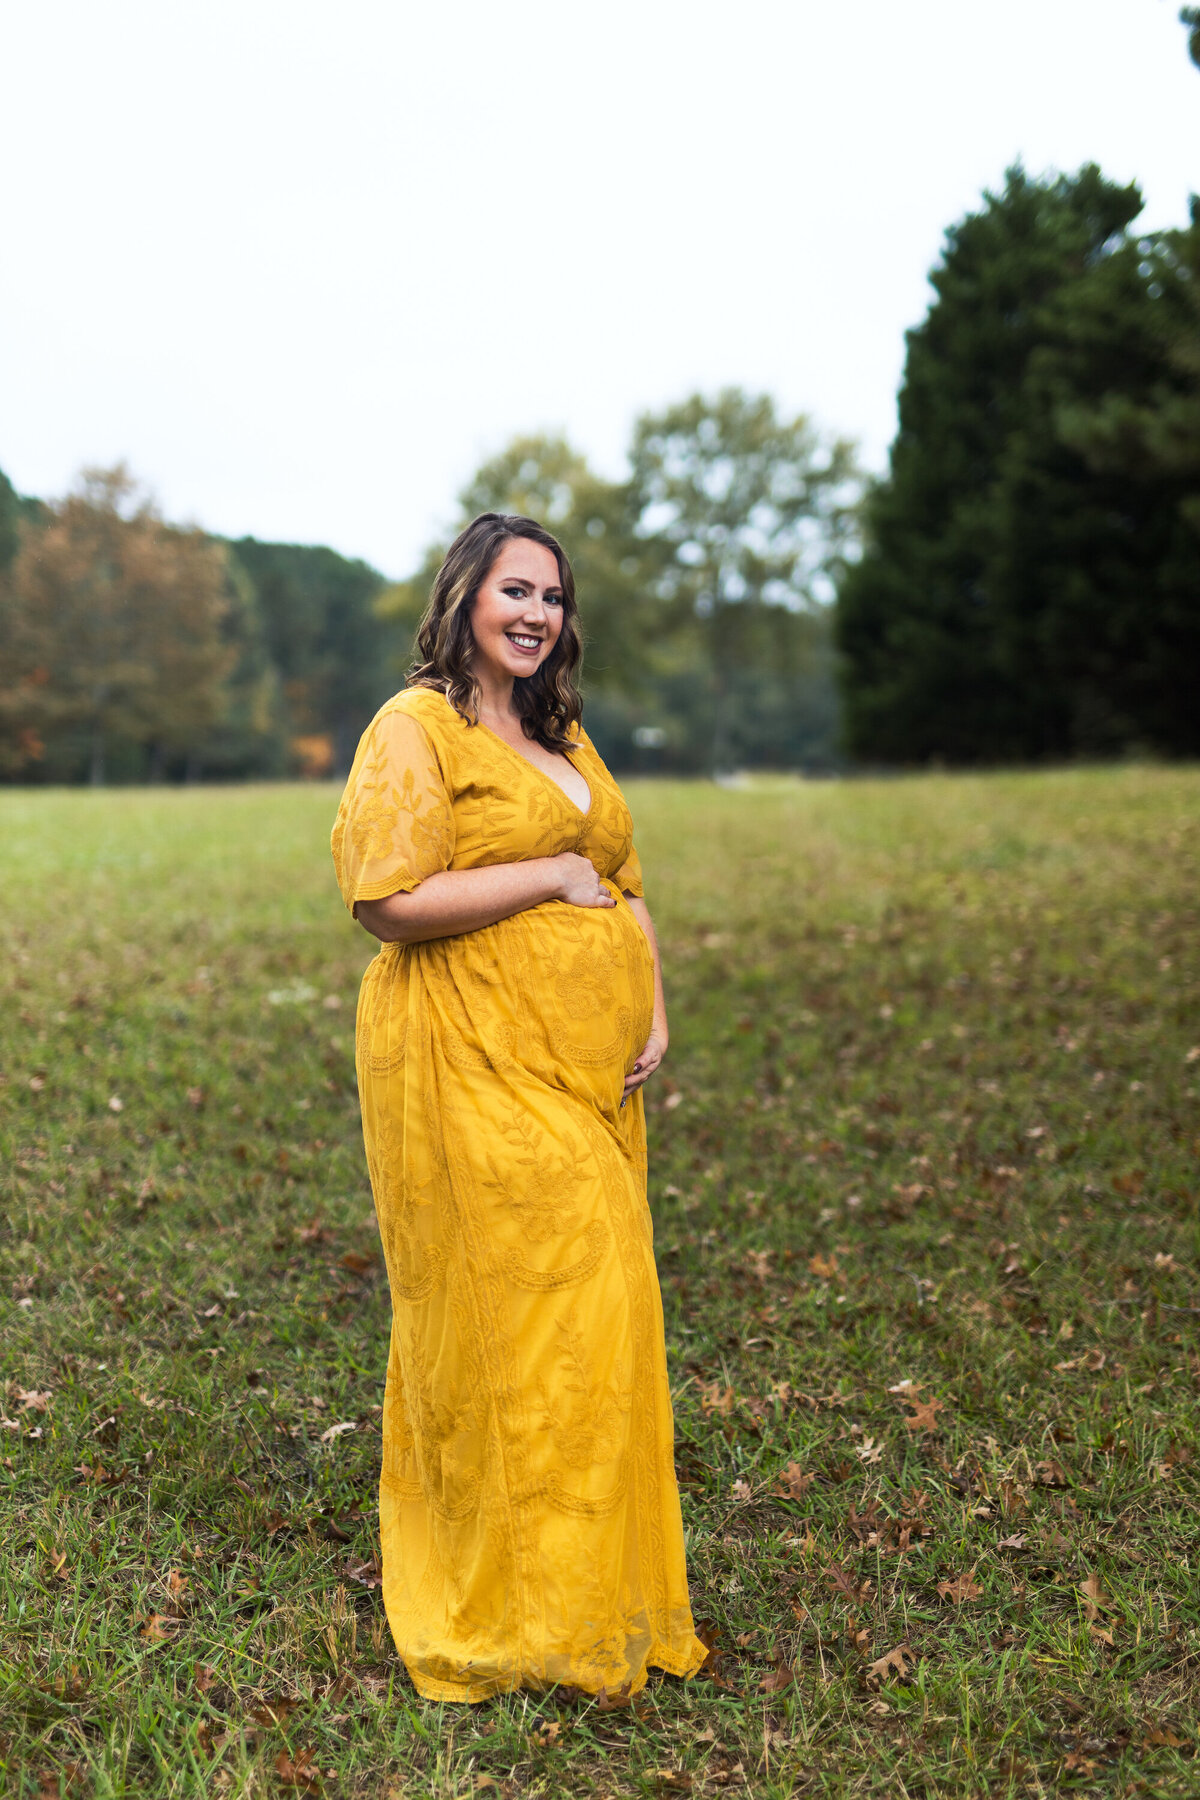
[625,893,668,1042]
[356,859,567,944]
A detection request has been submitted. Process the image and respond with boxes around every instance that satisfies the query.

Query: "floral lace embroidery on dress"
[331,686,704,1701]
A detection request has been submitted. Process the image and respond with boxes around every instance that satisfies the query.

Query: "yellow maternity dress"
[330,685,706,1702]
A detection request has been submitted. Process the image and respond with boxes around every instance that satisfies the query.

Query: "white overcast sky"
[1,0,1195,577]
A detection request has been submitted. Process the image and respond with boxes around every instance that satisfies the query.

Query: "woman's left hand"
[624,1029,667,1097]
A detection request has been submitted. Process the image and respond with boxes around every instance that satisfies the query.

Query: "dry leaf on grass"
[138,1613,182,1641]
[344,1555,382,1588]
[275,1746,323,1790]
[759,1657,796,1693]
[773,1461,813,1499]
[37,1765,86,1800]
[699,1382,736,1417]
[1079,1572,1109,1620]
[937,1570,983,1604]
[594,1682,635,1711]
[808,1253,839,1280]
[319,1421,357,1443]
[903,1397,945,1433]
[250,1696,301,1726]
[866,1644,913,1689]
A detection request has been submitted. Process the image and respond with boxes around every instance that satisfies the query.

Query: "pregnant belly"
[362,894,654,1098]
[513,894,654,1078]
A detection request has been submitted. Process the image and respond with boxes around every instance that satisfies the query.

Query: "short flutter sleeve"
[615,842,644,898]
[331,705,454,917]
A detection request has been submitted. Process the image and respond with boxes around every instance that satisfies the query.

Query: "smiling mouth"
[505,633,543,653]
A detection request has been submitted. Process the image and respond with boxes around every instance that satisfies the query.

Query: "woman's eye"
[544,593,563,607]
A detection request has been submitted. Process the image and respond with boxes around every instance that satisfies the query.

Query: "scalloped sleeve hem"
[614,842,645,898]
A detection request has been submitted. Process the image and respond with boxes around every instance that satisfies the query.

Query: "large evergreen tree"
[836,165,1200,761]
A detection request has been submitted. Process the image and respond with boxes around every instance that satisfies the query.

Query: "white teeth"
[507,634,540,648]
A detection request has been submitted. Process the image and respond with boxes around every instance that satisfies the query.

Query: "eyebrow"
[501,577,563,593]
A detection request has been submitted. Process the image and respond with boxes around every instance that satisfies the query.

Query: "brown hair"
[407,512,583,750]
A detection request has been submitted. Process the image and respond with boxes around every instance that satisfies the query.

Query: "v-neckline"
[473,712,593,820]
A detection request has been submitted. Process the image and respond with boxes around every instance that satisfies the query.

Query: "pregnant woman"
[331,512,705,1702]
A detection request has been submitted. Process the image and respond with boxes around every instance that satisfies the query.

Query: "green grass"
[1,766,1198,1798]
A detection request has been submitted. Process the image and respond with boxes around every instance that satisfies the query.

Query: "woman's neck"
[472,661,518,727]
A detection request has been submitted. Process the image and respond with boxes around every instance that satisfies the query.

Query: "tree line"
[0,393,859,782]
[2,16,1197,779]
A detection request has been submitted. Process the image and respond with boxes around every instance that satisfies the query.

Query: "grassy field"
[1,766,1198,1799]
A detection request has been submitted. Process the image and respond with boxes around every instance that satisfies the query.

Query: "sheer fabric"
[331,687,703,1702]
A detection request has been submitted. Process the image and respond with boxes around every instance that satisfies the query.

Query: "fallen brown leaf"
[903,1397,945,1434]
[773,1461,813,1500]
[698,1382,735,1416]
[344,1555,382,1587]
[866,1643,914,1689]
[319,1421,357,1443]
[138,1613,181,1642]
[275,1745,322,1790]
[808,1253,839,1280]
[1079,1572,1108,1621]
[937,1570,983,1604]
[36,1764,86,1800]
[250,1696,301,1726]
[759,1657,796,1693]
[824,1562,860,1600]
[595,1682,635,1711]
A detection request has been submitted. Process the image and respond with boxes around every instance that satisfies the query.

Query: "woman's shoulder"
[374,684,460,736]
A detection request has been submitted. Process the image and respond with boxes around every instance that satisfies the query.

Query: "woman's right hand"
[551,851,617,908]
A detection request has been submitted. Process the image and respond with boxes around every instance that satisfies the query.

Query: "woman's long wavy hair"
[407,512,583,750]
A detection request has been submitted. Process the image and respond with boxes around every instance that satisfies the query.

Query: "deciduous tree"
[0,466,232,781]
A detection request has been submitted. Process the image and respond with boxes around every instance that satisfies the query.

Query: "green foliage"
[1182,6,1200,68]
[2,768,1198,1794]
[0,465,20,571]
[386,400,860,774]
[628,390,859,772]
[836,165,1200,762]
[0,467,234,783]
[380,434,655,701]
[229,538,398,773]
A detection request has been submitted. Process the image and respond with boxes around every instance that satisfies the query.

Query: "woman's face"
[469,538,565,688]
